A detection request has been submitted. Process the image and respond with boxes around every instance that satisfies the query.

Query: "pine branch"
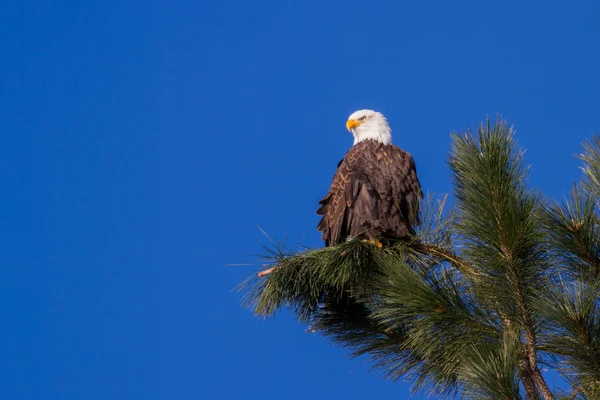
[363,241,504,396]
[520,357,542,400]
[413,242,480,278]
[578,135,600,199]
[459,331,523,399]
[239,241,387,321]
[543,185,600,280]
[237,120,600,399]
[540,144,600,398]
[239,213,502,397]
[535,278,600,398]
[448,116,554,399]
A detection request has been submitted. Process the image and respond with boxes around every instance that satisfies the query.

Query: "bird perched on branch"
[317,109,422,248]
[315,109,423,317]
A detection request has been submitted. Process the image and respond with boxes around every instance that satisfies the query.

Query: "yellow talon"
[362,239,383,248]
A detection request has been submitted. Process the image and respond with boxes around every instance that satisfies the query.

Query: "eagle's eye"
[358,116,367,121]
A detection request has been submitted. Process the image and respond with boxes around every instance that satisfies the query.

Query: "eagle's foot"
[362,239,383,248]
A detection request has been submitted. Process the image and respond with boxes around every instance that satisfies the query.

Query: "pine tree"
[239,118,600,399]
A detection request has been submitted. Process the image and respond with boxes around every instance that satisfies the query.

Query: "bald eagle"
[316,110,422,247]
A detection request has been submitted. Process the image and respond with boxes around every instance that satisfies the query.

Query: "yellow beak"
[346,118,362,131]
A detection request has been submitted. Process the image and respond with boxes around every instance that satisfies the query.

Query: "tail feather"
[320,288,368,319]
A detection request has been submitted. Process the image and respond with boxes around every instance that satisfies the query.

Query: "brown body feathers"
[316,140,422,246]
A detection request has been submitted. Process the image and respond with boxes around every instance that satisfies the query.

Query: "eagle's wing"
[390,148,423,230]
[316,148,377,246]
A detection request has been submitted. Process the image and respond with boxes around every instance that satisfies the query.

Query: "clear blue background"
[1,1,599,399]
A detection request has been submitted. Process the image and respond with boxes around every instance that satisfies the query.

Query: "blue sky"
[1,1,599,399]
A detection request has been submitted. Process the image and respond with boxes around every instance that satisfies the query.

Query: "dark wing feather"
[390,147,422,230]
[316,157,351,246]
[317,142,422,245]
[316,148,376,246]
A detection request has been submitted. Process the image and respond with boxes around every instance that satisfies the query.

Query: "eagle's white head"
[346,109,392,145]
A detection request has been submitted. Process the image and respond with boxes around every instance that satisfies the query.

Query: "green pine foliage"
[238,117,600,400]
